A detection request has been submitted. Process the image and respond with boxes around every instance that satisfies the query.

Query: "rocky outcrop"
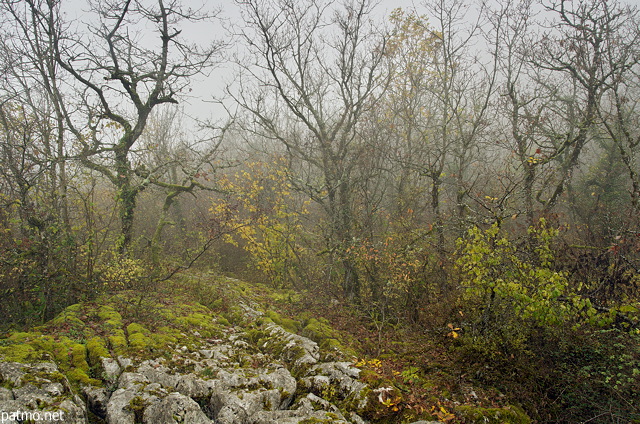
[0,301,389,424]
[0,361,87,424]
[87,303,374,423]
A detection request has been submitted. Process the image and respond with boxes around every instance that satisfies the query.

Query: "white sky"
[56,0,421,134]
[182,0,421,125]
[60,0,640,128]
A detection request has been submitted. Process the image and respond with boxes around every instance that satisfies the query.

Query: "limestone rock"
[302,362,368,411]
[0,387,13,401]
[0,292,378,424]
[0,362,86,424]
[0,362,27,386]
[101,357,121,382]
[105,388,137,424]
[263,323,320,369]
[83,386,110,419]
[143,392,213,424]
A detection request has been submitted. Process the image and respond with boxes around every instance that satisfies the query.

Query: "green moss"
[51,309,85,328]
[175,312,210,327]
[174,311,221,338]
[128,332,153,351]
[300,317,354,358]
[266,311,300,333]
[158,307,176,320]
[31,335,56,353]
[66,304,83,313]
[98,305,123,328]
[191,303,212,314]
[52,337,72,366]
[7,332,32,341]
[260,334,290,358]
[302,318,334,340]
[108,331,128,354]
[319,338,343,351]
[270,290,302,304]
[67,368,101,386]
[19,369,66,390]
[49,337,89,373]
[86,336,110,364]
[127,395,150,418]
[222,307,245,326]
[455,405,531,424]
[0,343,40,363]
[150,330,179,348]
[126,323,149,335]
[70,343,89,371]
[245,328,268,345]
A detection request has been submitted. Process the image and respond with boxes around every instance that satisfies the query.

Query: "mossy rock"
[175,312,211,328]
[210,299,224,310]
[455,405,531,424]
[86,336,110,364]
[52,337,73,365]
[70,343,89,371]
[98,305,123,328]
[222,306,245,326]
[0,291,233,390]
[30,335,56,353]
[174,309,223,338]
[266,311,300,333]
[109,332,128,354]
[0,342,41,363]
[67,367,101,386]
[1,325,102,389]
[150,328,180,347]
[127,395,151,422]
[302,318,334,340]
[50,306,86,329]
[302,318,354,358]
[126,323,150,335]
[244,328,269,345]
[6,332,33,342]
[21,370,67,388]
[319,338,347,355]
[128,332,154,352]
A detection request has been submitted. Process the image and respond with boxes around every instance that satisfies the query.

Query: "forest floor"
[0,271,531,424]
[183,271,531,423]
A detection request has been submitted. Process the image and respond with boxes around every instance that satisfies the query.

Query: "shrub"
[454,219,581,354]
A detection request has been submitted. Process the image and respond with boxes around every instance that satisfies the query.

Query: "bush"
[454,219,579,353]
[453,220,640,422]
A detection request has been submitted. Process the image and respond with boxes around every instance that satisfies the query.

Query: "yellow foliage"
[210,157,308,287]
[96,250,146,290]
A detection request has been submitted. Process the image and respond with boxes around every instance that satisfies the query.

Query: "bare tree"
[531,0,629,213]
[595,3,640,215]
[422,0,497,235]
[382,8,447,249]
[136,106,227,266]
[488,0,544,228]
[232,0,389,299]
[14,0,223,255]
[0,0,77,321]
